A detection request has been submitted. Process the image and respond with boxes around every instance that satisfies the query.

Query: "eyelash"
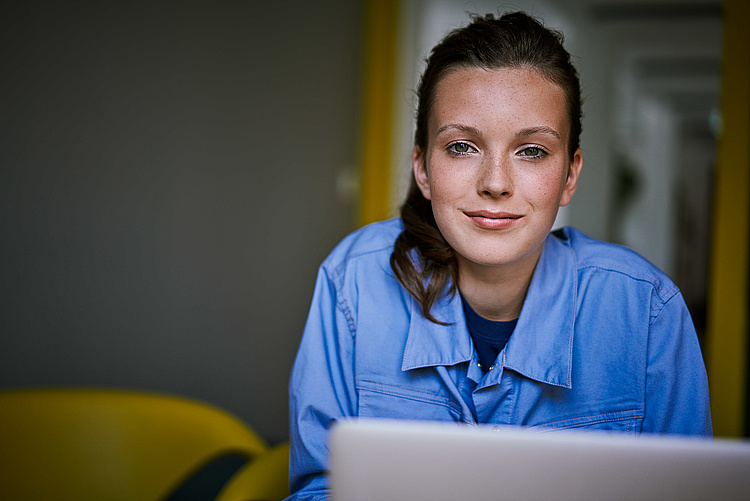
[518,146,548,159]
[446,143,549,159]
[446,142,476,156]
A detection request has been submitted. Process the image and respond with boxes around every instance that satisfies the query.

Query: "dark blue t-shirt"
[461,294,517,372]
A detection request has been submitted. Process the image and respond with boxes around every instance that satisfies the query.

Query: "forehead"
[430,66,570,136]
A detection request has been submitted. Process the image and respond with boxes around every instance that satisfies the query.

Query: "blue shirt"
[288,219,712,501]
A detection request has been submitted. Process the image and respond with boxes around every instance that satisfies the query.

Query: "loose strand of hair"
[390,184,456,325]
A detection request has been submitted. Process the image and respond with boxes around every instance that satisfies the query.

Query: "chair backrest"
[0,388,269,501]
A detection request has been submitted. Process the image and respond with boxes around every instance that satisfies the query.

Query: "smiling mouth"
[464,210,522,230]
[465,210,521,219]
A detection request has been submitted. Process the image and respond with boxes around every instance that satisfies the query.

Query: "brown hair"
[390,12,583,323]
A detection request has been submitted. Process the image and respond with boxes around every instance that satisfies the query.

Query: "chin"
[455,237,547,270]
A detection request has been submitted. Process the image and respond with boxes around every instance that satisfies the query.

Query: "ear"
[412,146,432,200]
[559,148,583,207]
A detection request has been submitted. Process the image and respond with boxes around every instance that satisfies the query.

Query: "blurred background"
[1,0,745,444]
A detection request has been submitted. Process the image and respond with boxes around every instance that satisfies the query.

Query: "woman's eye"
[520,146,546,158]
[447,142,474,155]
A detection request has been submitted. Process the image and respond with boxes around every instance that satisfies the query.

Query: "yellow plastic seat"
[216,441,290,501]
[0,388,278,501]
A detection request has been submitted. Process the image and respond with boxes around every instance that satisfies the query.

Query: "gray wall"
[0,1,362,444]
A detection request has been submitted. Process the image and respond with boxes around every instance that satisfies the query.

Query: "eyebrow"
[516,126,562,140]
[436,123,482,136]
[436,123,562,141]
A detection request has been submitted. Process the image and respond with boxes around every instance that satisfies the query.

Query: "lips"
[464,210,522,230]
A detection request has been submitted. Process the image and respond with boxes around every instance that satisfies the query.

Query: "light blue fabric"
[287,219,712,501]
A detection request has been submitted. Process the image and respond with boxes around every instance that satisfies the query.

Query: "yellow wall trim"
[359,0,399,227]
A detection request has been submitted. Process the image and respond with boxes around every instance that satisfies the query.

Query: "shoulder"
[322,218,402,269]
[317,219,404,294]
[554,227,679,303]
[317,219,411,332]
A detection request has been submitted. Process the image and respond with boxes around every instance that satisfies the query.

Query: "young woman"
[287,11,711,500]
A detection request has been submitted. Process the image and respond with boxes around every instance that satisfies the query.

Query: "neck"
[457,247,542,322]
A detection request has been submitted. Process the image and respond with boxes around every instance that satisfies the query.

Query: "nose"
[478,153,513,198]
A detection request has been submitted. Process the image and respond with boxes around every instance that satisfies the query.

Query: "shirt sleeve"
[286,264,357,501]
[642,290,712,435]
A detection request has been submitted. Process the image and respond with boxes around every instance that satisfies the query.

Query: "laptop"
[329,419,750,501]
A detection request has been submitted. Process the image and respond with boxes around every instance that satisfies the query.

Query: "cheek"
[524,170,568,206]
[426,167,462,202]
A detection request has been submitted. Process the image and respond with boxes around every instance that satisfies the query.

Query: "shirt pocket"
[357,380,462,421]
[529,409,644,435]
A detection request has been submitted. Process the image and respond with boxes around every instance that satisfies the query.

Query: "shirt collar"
[503,231,576,389]
[401,230,576,389]
[402,289,473,371]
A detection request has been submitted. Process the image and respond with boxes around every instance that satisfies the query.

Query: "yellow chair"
[0,388,289,501]
[216,442,290,501]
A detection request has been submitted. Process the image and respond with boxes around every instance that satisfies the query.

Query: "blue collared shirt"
[288,219,712,501]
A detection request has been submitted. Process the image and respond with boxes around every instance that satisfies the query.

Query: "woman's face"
[413,66,582,277]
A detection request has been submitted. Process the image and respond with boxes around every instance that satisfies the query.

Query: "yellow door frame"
[706,0,750,437]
